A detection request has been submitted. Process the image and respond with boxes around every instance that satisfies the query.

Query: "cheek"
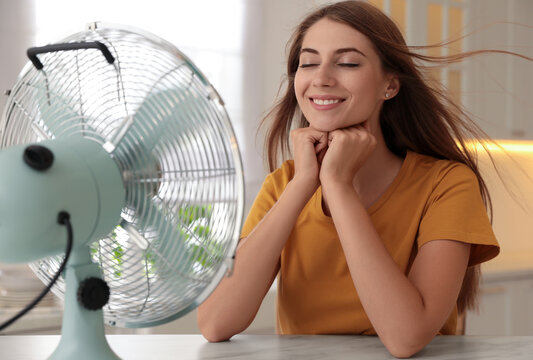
[293,73,306,105]
[350,76,383,104]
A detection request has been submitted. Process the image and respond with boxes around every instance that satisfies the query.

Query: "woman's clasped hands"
[290,121,377,194]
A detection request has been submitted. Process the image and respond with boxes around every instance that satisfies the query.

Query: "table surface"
[1,334,532,360]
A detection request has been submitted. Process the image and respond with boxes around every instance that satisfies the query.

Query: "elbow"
[197,308,240,343]
[381,330,434,359]
[200,326,232,343]
[198,317,233,343]
[387,346,421,359]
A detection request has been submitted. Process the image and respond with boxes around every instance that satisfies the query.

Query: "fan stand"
[49,245,120,360]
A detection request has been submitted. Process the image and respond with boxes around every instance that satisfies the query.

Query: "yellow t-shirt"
[240,151,500,335]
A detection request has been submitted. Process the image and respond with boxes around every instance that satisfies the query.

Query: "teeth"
[313,98,340,105]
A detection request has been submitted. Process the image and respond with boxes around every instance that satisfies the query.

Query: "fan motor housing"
[0,137,125,263]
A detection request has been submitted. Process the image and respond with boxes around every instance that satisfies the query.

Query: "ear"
[383,74,400,100]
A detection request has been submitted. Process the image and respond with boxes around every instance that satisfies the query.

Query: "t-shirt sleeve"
[417,163,500,266]
[240,161,294,239]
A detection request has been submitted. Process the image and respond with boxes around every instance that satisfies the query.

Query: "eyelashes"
[298,63,360,68]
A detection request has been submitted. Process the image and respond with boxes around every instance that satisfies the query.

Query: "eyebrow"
[300,47,367,58]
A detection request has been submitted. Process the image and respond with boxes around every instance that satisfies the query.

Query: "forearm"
[197,179,314,341]
[323,183,435,354]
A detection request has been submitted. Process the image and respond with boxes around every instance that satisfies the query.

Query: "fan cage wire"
[0,23,244,328]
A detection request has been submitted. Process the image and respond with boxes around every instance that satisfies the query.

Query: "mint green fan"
[0,22,244,359]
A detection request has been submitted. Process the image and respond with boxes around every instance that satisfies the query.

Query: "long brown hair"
[259,0,519,314]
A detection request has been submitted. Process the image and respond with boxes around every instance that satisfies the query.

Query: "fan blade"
[120,199,219,283]
[110,71,226,158]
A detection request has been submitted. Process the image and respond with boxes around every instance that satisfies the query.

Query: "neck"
[351,133,404,209]
[354,141,403,190]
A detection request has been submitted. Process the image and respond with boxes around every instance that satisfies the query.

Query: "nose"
[312,64,336,87]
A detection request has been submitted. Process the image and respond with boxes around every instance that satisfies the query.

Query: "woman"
[198,1,501,357]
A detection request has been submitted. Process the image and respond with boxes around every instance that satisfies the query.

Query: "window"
[368,0,466,105]
[34,0,245,146]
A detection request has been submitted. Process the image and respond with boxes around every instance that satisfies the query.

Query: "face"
[294,18,394,132]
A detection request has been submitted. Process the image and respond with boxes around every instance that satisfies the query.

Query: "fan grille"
[1,23,244,327]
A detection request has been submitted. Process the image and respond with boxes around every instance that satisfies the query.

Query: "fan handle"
[27,41,115,70]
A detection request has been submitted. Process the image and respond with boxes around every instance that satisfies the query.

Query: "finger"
[306,126,329,141]
[317,147,327,164]
[327,128,343,140]
[314,132,328,153]
[291,129,325,151]
[315,140,328,154]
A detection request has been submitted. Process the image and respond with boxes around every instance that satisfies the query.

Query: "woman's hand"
[319,121,376,187]
[290,126,328,194]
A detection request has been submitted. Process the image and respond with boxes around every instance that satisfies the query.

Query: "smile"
[309,97,345,110]
[312,99,341,105]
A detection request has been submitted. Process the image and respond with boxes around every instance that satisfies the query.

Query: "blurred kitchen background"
[0,0,532,336]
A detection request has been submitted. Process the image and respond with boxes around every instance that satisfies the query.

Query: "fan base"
[49,340,120,360]
[48,246,120,359]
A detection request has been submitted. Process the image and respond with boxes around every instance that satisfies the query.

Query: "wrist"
[288,176,319,198]
[320,175,352,190]
[321,179,358,199]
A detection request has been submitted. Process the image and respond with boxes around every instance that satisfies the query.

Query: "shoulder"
[262,160,295,196]
[268,160,295,184]
[399,152,482,210]
[405,153,485,220]
[407,152,478,190]
[271,160,295,179]
[240,160,296,238]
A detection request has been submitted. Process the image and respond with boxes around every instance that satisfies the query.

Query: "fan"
[0,22,244,359]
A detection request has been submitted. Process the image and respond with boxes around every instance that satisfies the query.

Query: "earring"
[385,93,390,99]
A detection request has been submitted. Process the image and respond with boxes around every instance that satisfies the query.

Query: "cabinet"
[466,268,533,335]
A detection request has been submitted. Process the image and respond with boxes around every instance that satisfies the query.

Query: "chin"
[309,123,353,132]
[308,122,339,132]
[310,125,332,132]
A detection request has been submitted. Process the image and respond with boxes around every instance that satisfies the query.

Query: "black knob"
[23,145,54,171]
[77,277,110,310]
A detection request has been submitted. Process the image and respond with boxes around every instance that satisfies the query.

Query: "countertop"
[1,334,532,359]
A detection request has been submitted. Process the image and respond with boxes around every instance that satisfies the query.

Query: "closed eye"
[338,63,359,68]
[299,64,319,68]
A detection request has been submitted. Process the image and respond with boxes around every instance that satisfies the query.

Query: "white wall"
[0,0,35,117]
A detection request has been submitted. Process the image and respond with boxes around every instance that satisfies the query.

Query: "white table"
[1,334,532,359]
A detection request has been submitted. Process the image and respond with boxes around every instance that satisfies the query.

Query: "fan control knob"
[77,277,110,310]
[23,145,54,171]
